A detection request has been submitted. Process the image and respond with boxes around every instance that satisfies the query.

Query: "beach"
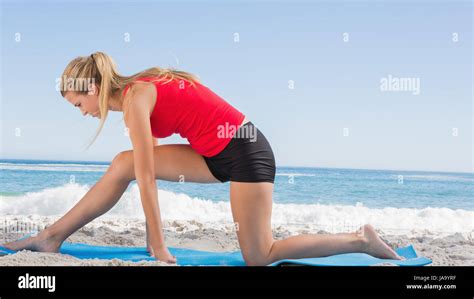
[1,160,473,266]
[1,215,473,266]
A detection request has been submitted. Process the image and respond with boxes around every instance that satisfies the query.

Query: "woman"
[3,52,402,265]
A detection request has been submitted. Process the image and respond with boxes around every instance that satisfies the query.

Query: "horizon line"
[1,158,472,175]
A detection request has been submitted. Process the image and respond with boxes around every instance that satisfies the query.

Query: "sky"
[0,0,472,173]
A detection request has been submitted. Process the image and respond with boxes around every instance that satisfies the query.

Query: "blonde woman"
[3,52,402,265]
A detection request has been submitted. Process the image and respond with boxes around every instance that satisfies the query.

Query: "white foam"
[0,183,230,222]
[1,184,472,236]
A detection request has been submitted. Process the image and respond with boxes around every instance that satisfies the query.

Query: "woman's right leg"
[3,144,220,252]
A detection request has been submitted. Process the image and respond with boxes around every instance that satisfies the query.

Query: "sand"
[1,215,473,266]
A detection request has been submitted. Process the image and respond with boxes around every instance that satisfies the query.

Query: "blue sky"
[0,0,472,173]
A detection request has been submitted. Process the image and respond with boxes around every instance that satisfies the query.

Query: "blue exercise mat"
[0,242,431,266]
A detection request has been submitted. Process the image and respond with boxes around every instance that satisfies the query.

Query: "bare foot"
[358,224,402,260]
[2,231,61,253]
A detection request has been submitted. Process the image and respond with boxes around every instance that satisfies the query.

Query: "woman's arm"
[147,136,156,252]
[123,84,176,264]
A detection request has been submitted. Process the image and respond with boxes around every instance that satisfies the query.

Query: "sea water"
[1,159,473,235]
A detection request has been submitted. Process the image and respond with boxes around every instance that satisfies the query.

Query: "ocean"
[1,159,473,236]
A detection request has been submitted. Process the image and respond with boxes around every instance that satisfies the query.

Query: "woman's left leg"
[230,181,401,266]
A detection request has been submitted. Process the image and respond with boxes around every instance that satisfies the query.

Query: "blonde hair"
[59,51,200,150]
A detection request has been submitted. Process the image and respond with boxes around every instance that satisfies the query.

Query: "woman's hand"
[149,241,177,264]
[146,223,177,264]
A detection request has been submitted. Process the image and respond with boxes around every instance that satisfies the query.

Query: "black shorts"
[203,121,276,183]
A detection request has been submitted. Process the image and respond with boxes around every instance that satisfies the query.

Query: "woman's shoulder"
[127,80,156,94]
[123,76,199,98]
[122,81,158,118]
[123,78,157,96]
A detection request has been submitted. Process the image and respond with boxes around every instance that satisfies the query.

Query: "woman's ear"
[87,83,98,95]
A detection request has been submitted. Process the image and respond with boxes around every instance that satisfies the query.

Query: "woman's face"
[64,91,100,118]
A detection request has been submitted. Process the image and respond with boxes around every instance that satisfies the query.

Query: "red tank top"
[123,77,246,157]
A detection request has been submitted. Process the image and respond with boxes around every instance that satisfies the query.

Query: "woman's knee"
[241,240,276,266]
[107,150,134,182]
[242,250,271,266]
